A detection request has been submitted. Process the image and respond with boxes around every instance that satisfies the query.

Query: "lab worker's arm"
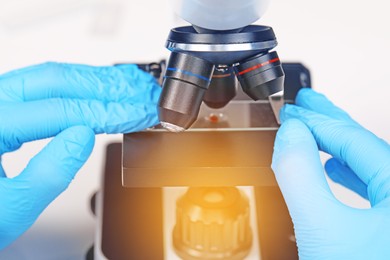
[0,62,161,250]
[272,88,390,259]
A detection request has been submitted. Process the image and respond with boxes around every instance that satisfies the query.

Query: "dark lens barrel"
[234,51,285,100]
[158,51,215,131]
[203,67,237,109]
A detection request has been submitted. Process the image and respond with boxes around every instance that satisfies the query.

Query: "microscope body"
[92,1,311,259]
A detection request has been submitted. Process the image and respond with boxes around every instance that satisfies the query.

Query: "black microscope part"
[203,67,237,109]
[158,51,215,130]
[167,25,276,44]
[234,51,285,100]
[136,61,165,80]
[137,61,311,104]
[166,25,278,65]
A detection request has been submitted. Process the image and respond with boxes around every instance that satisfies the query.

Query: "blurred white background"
[0,0,389,259]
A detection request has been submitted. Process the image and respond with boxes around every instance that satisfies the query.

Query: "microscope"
[91,1,311,259]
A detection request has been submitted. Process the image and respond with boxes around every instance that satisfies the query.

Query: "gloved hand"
[272,88,390,259]
[0,62,161,249]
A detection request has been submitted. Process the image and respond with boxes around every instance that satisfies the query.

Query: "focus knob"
[173,187,252,260]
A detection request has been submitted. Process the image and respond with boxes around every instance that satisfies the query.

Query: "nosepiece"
[158,51,215,132]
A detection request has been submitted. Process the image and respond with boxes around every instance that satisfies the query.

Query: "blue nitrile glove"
[271,88,390,259]
[0,62,161,249]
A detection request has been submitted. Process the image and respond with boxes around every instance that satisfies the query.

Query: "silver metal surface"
[161,122,185,133]
[166,40,277,53]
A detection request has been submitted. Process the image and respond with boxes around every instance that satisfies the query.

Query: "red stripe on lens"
[237,58,280,76]
[212,73,232,79]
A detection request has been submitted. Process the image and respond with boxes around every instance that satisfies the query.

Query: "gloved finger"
[0,98,159,154]
[325,158,369,200]
[294,88,357,124]
[0,163,5,178]
[272,119,338,224]
[281,104,390,205]
[0,62,161,104]
[0,126,94,250]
